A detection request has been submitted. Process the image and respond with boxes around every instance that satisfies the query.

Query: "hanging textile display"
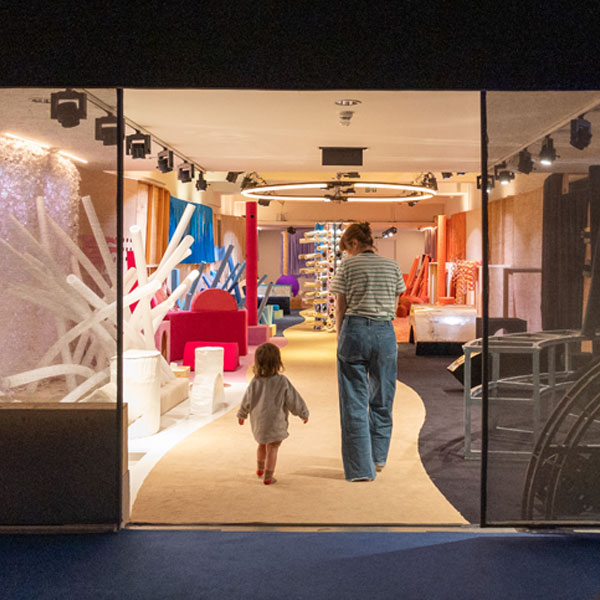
[446,211,466,261]
[450,259,480,305]
[169,196,215,264]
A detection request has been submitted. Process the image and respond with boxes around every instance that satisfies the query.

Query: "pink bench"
[183,341,240,372]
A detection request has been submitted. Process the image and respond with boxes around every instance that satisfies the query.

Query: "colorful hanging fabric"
[169,196,216,264]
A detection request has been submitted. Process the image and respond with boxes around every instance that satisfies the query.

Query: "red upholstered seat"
[165,309,248,359]
[183,341,240,371]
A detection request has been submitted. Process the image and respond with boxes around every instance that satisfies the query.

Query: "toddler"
[237,342,309,485]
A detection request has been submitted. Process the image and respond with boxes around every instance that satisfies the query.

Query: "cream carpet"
[131,318,467,525]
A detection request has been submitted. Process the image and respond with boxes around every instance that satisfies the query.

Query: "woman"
[330,222,406,481]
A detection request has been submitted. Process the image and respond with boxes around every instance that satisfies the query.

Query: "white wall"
[374,229,426,273]
[257,230,282,284]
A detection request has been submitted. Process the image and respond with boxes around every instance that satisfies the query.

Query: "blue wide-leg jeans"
[337,316,398,481]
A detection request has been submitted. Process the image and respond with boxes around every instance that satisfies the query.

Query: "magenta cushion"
[166,309,248,360]
[183,341,240,371]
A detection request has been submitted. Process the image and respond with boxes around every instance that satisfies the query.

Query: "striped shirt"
[330,252,406,321]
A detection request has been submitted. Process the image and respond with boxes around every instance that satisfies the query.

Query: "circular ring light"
[241,181,436,203]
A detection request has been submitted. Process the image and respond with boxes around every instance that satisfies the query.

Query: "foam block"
[248,324,270,345]
[183,341,240,371]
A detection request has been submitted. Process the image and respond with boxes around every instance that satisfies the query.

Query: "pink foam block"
[183,341,240,372]
[248,324,270,346]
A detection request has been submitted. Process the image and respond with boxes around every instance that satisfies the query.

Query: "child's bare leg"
[256,444,266,476]
[264,441,281,485]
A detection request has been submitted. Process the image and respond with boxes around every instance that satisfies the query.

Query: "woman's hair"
[253,342,284,378]
[339,222,374,252]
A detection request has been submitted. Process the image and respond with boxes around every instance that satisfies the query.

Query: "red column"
[245,201,258,326]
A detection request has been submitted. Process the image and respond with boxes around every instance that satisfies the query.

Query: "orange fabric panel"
[446,211,466,261]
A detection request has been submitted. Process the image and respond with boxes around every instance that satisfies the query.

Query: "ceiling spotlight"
[476,174,495,193]
[226,171,243,183]
[94,114,119,146]
[407,201,418,207]
[286,226,297,235]
[178,162,195,183]
[257,199,271,207]
[498,170,515,185]
[539,136,557,166]
[570,115,592,150]
[195,172,207,191]
[381,226,398,238]
[441,172,453,179]
[335,99,361,106]
[420,172,438,191]
[517,148,534,174]
[156,148,174,173]
[240,171,267,190]
[126,131,152,159]
[50,89,87,128]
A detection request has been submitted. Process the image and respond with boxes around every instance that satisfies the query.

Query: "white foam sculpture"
[190,347,225,416]
[1,196,199,404]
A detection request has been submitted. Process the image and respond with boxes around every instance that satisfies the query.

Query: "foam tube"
[36,280,160,370]
[64,369,110,403]
[130,225,157,349]
[43,212,114,300]
[82,195,117,288]
[157,203,195,272]
[2,364,97,389]
[149,235,194,286]
[150,270,199,330]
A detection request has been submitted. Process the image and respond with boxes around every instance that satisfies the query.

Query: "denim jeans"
[337,316,398,481]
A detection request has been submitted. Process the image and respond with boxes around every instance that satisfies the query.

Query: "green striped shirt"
[330,252,406,321]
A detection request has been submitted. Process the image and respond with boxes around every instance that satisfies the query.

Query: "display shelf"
[463,329,597,459]
[297,223,345,332]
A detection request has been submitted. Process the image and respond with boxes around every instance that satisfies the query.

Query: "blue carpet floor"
[2,530,600,599]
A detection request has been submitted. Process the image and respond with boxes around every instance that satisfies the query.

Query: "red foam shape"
[191,288,237,312]
[183,341,240,371]
[165,309,248,359]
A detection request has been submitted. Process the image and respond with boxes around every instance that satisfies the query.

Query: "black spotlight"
[156,148,174,173]
[518,148,534,174]
[195,172,207,191]
[407,201,419,207]
[257,199,271,207]
[226,171,242,183]
[441,172,453,179]
[476,175,495,193]
[50,89,87,128]
[126,131,152,159]
[178,162,195,183]
[539,136,557,166]
[570,115,592,150]
[421,172,438,190]
[498,170,515,185]
[286,226,297,235]
[94,114,119,145]
[382,226,398,238]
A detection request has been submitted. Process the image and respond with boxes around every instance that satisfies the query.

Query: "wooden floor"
[131,318,467,525]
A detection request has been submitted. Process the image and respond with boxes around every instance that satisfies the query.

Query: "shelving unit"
[463,329,595,459]
[299,223,345,332]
